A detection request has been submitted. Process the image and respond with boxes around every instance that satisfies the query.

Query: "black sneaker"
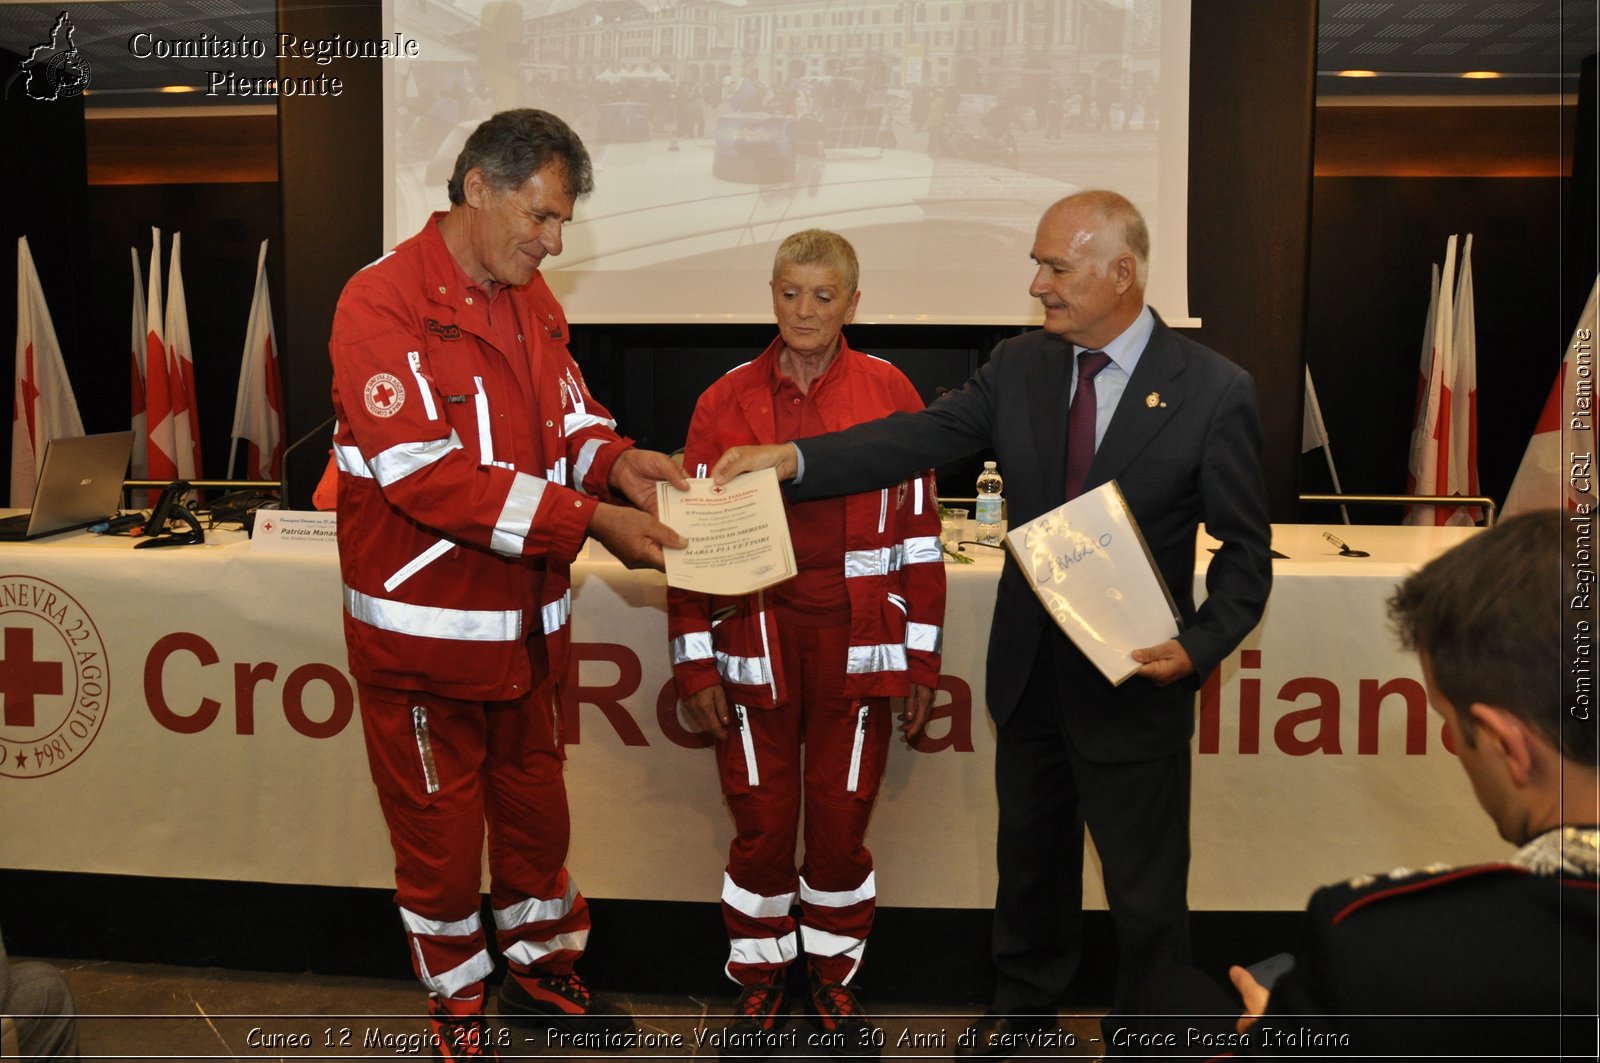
[427,1000,503,1061]
[808,970,881,1058]
[720,982,789,1060]
[497,970,636,1041]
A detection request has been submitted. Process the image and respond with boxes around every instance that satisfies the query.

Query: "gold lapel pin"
[1146,391,1163,408]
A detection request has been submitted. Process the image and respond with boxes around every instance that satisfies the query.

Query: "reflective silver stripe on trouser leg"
[399,907,494,1000]
[845,704,869,793]
[736,704,759,787]
[497,874,590,968]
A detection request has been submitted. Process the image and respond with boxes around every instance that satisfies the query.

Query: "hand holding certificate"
[656,468,798,595]
[1004,481,1181,685]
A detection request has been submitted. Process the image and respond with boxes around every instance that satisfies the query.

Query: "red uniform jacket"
[329,214,631,700]
[668,338,945,708]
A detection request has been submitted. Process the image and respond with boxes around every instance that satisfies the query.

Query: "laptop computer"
[0,431,136,541]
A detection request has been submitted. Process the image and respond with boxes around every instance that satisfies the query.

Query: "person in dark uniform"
[1109,508,1599,1060]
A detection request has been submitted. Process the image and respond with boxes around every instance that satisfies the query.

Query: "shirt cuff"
[791,442,805,483]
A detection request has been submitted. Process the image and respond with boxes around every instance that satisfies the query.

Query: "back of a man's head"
[1388,508,1592,767]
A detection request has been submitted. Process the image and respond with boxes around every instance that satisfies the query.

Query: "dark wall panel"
[1305,177,1562,520]
[276,0,383,505]
[1186,2,1317,520]
[1,48,89,497]
[82,184,282,477]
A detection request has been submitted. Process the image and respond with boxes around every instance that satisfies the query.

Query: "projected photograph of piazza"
[387,0,1194,326]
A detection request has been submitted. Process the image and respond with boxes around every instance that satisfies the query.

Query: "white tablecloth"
[0,521,1500,910]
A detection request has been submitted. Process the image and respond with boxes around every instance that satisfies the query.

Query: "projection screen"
[385,0,1193,326]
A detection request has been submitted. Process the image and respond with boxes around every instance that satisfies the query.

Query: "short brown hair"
[1388,509,1591,765]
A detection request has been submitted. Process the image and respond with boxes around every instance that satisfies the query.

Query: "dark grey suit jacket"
[792,316,1272,761]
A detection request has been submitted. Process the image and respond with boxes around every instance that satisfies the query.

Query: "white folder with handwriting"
[1003,481,1181,685]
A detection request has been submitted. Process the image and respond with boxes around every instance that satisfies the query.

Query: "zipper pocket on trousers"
[412,705,441,795]
[846,704,869,793]
[735,704,760,787]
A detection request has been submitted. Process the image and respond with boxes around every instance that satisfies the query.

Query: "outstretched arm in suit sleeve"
[790,353,1003,501]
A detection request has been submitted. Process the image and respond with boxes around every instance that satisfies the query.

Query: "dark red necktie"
[1064,350,1112,500]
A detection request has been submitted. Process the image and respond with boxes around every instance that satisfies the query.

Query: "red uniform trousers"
[358,675,590,1010]
[718,610,893,988]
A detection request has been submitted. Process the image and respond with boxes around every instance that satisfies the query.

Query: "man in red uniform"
[669,230,946,1058]
[329,109,687,1061]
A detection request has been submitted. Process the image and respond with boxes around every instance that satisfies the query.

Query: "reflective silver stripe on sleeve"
[333,441,374,478]
[385,540,454,593]
[799,872,876,909]
[906,622,943,654]
[546,457,568,487]
[541,590,571,636]
[473,376,493,466]
[844,545,901,579]
[902,535,943,565]
[846,642,907,675]
[718,650,772,687]
[564,411,617,436]
[369,433,463,487]
[671,631,714,665]
[503,931,590,967]
[407,351,439,421]
[722,873,796,920]
[563,368,588,416]
[571,438,606,495]
[490,471,546,556]
[344,585,521,642]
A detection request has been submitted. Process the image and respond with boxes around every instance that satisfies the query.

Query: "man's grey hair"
[447,109,594,204]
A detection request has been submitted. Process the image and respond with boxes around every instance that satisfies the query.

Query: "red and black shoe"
[719,980,789,1060]
[808,968,881,1058]
[498,970,636,1039]
[427,998,503,1061]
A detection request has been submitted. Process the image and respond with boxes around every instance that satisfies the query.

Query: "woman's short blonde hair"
[771,229,859,293]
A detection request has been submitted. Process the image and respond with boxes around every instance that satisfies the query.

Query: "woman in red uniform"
[668,230,946,1057]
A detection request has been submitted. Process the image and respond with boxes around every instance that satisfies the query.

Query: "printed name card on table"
[1004,481,1180,685]
[250,510,339,555]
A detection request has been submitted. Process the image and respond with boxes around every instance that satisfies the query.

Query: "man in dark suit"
[711,190,1273,1052]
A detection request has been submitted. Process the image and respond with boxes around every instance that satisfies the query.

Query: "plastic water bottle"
[975,461,1004,545]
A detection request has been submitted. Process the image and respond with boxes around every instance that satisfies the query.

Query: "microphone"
[1321,530,1369,558]
[279,413,338,510]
